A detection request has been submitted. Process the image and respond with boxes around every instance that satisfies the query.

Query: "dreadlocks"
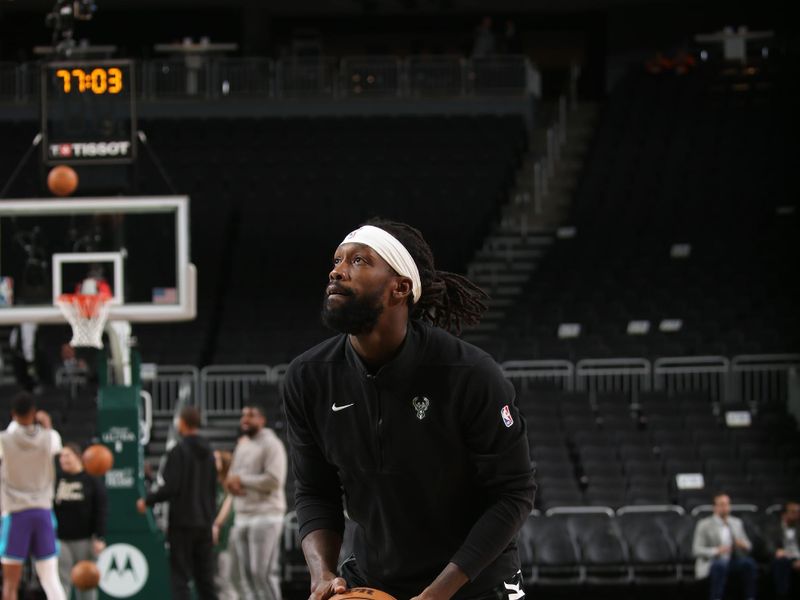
[365,218,489,335]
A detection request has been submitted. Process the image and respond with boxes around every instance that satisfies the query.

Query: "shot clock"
[41,59,137,165]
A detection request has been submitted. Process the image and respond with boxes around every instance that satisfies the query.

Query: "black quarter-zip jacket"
[283,320,536,600]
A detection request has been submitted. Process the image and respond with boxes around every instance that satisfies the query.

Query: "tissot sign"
[48,141,132,159]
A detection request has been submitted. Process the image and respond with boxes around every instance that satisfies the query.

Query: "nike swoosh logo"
[331,403,355,412]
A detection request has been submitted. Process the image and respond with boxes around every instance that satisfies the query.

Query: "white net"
[56,294,112,349]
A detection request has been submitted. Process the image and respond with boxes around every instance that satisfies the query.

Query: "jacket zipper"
[368,374,384,470]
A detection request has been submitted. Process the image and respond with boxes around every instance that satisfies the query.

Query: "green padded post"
[94,350,171,600]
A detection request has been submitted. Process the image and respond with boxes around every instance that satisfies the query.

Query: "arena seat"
[580,529,631,585]
[487,62,799,359]
[627,529,678,584]
[523,516,583,585]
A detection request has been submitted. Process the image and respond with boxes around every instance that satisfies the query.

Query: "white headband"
[341,225,422,303]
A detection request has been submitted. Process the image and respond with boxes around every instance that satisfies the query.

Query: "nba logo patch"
[501,405,514,428]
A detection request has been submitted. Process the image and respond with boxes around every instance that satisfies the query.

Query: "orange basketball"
[47,165,78,197]
[82,444,114,476]
[71,560,100,590]
[330,588,397,600]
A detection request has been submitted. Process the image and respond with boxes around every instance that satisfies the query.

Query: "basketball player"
[53,442,108,600]
[283,220,536,600]
[136,405,218,600]
[0,392,67,600]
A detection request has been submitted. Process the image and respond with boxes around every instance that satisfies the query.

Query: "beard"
[321,286,384,335]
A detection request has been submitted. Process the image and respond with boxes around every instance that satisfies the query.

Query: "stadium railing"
[200,364,275,416]
[575,358,652,399]
[275,56,337,98]
[502,359,575,391]
[141,364,199,417]
[732,353,800,405]
[54,365,90,398]
[0,62,20,101]
[186,353,800,416]
[0,55,537,103]
[653,356,730,404]
[339,56,402,98]
[408,55,466,97]
[53,353,799,417]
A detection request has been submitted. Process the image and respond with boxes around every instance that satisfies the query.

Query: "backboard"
[0,196,195,324]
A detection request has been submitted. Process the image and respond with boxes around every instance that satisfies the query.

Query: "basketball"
[330,588,397,600]
[47,165,78,197]
[71,560,100,590]
[82,444,114,476]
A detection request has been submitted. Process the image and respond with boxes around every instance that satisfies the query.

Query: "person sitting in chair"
[692,492,757,600]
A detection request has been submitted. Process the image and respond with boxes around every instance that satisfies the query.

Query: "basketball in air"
[47,164,78,197]
[82,444,114,476]
[330,588,398,600]
[71,560,100,590]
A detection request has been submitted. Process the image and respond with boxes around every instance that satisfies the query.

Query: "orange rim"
[58,293,112,319]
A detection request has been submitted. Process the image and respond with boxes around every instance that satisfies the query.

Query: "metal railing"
[731,354,800,405]
[0,62,39,102]
[214,58,274,98]
[48,353,795,417]
[142,365,200,416]
[340,56,401,98]
[653,356,730,404]
[0,62,18,101]
[200,364,274,416]
[408,55,466,97]
[576,358,652,399]
[690,504,759,518]
[0,55,536,104]
[54,366,90,397]
[502,359,574,391]
[470,56,530,95]
[275,57,337,98]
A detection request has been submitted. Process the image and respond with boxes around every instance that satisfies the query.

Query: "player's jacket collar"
[344,320,426,384]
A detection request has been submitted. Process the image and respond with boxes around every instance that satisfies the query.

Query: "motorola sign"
[97,544,149,598]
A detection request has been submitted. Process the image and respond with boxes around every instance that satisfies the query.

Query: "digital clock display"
[42,60,136,165]
[55,67,124,94]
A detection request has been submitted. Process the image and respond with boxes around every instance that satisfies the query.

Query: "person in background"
[472,16,495,57]
[9,323,42,392]
[226,403,287,600]
[53,443,107,600]
[213,449,238,600]
[692,492,757,600]
[500,19,522,54]
[766,501,800,600]
[137,406,218,600]
[0,392,66,600]
[59,344,87,375]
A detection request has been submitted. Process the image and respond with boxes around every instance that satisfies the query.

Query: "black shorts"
[339,556,525,600]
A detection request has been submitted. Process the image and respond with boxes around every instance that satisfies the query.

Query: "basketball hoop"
[57,293,112,349]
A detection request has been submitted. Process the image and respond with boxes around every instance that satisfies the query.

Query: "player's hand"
[212,523,220,545]
[225,475,244,496]
[308,572,347,600]
[792,559,800,571]
[92,539,106,555]
[717,544,731,556]
[136,498,147,514]
[410,593,444,600]
[35,410,52,429]
[734,538,749,550]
